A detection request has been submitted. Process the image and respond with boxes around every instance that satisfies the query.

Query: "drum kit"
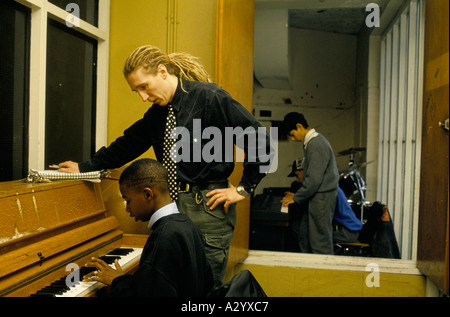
[338,147,373,222]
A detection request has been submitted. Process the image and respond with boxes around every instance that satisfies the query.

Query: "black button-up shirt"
[79,79,273,192]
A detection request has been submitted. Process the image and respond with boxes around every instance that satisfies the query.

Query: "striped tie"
[162,105,178,201]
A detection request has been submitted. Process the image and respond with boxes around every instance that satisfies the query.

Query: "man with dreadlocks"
[57,45,273,287]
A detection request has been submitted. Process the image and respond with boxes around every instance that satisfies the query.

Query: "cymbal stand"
[353,170,367,223]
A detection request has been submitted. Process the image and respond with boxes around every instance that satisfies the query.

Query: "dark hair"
[283,112,309,133]
[119,158,169,193]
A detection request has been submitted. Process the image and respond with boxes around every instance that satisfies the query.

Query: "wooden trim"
[243,250,423,275]
[417,0,449,295]
[215,0,224,85]
[0,216,119,279]
[215,0,255,270]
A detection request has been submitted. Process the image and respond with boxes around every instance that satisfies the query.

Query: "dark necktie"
[163,105,178,201]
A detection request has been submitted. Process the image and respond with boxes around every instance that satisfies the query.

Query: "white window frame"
[14,0,110,170]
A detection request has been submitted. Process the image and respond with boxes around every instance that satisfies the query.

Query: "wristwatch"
[236,185,250,197]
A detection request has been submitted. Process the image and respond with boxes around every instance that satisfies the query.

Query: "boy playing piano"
[82,158,214,296]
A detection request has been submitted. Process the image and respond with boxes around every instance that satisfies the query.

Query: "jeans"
[176,186,236,288]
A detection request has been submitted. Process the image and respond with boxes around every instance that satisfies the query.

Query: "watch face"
[237,186,248,196]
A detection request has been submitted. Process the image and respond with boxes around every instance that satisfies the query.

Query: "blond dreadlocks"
[123,45,212,86]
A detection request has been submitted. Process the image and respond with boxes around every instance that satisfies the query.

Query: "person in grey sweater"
[281,112,339,254]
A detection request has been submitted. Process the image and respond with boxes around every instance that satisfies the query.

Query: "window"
[45,19,97,166]
[377,0,425,259]
[48,0,99,27]
[0,0,30,181]
[1,0,110,180]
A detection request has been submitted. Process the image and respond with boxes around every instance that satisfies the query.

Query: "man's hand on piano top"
[82,257,124,286]
[56,161,80,173]
[280,191,295,207]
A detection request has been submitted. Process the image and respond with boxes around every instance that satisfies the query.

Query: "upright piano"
[0,179,147,297]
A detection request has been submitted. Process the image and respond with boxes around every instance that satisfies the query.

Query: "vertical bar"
[388,23,399,223]
[166,0,177,53]
[411,0,426,260]
[28,3,47,170]
[95,0,110,151]
[404,0,418,260]
[381,31,392,204]
[404,2,418,260]
[396,11,409,258]
[377,39,386,200]
[172,0,178,52]
[215,0,224,85]
[166,0,172,53]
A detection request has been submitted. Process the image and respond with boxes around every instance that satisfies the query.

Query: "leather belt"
[178,180,228,193]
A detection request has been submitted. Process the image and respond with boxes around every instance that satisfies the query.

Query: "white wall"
[253,28,360,194]
[355,32,382,203]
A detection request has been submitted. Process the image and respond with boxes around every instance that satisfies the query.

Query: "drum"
[339,171,357,198]
[339,169,367,203]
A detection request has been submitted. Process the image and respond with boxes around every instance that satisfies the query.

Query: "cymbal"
[354,160,374,169]
[340,161,374,175]
[338,147,366,156]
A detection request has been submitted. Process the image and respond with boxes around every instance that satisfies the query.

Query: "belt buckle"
[195,192,203,205]
[178,183,190,193]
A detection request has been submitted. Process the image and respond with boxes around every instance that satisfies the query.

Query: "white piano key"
[53,247,143,297]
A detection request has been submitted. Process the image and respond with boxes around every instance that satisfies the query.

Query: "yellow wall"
[108,0,216,148]
[225,251,427,297]
[103,0,217,234]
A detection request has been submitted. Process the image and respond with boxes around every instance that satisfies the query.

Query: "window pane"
[49,0,99,27]
[0,0,30,181]
[45,19,97,167]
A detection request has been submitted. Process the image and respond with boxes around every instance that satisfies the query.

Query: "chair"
[358,202,401,259]
[334,241,370,256]
[208,270,267,297]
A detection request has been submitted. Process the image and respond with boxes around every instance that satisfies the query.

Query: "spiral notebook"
[26,169,109,183]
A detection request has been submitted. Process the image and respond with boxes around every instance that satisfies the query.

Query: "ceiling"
[289,7,378,35]
[256,0,391,35]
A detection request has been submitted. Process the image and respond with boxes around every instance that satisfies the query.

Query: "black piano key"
[99,255,121,265]
[40,287,66,295]
[31,291,56,297]
[49,281,70,289]
[30,294,55,297]
[107,248,133,256]
[80,266,96,277]
[51,280,68,287]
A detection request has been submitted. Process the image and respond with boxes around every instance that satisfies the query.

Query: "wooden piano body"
[0,180,147,297]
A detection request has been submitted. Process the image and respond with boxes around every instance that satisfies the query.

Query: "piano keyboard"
[30,247,143,297]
